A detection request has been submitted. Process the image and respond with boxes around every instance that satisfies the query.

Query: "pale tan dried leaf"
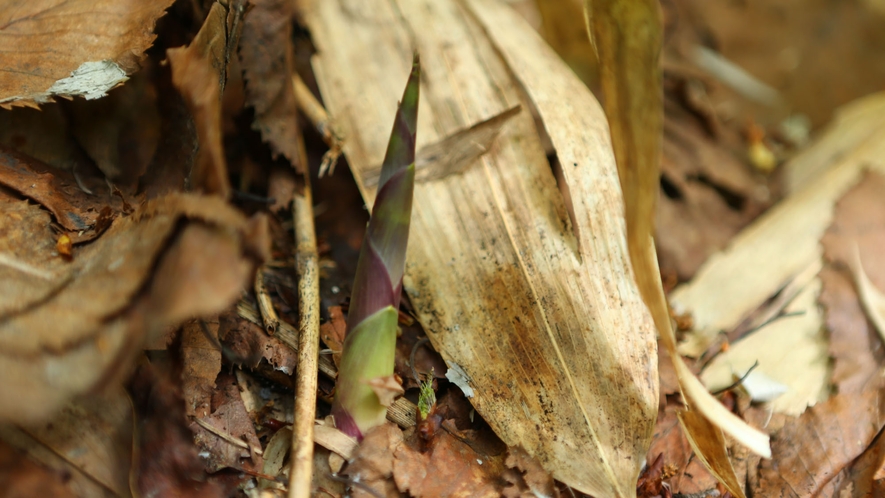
[304,0,657,495]
[672,92,885,356]
[259,427,292,490]
[0,0,175,107]
[313,422,358,461]
[700,279,829,416]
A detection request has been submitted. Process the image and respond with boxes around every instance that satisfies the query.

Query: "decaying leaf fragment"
[304,0,657,495]
[0,193,268,423]
[0,0,176,107]
[585,0,768,495]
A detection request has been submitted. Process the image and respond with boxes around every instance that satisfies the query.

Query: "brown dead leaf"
[0,440,76,498]
[646,399,719,495]
[0,193,267,424]
[754,389,885,496]
[392,430,500,498]
[834,427,885,497]
[0,0,175,107]
[321,305,347,365]
[218,307,298,373]
[656,90,773,281]
[0,104,90,172]
[192,375,263,473]
[239,0,304,171]
[17,388,134,497]
[182,320,222,418]
[678,410,745,498]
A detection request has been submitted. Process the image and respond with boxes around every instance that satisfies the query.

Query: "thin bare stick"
[292,73,343,177]
[289,173,321,498]
[254,266,280,334]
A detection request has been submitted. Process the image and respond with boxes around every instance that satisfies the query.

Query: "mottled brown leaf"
[192,375,263,473]
[754,389,885,496]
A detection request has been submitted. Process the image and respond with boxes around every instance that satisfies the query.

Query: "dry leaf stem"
[290,176,320,496]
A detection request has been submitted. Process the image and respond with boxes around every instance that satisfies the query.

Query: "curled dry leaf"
[304,0,657,494]
[0,0,176,107]
[0,147,127,231]
[0,193,268,423]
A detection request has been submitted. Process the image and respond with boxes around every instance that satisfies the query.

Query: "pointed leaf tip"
[377,55,420,189]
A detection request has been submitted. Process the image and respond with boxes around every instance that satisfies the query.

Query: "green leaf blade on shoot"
[332,54,420,440]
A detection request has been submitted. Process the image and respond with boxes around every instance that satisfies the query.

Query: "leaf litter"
[3,0,885,497]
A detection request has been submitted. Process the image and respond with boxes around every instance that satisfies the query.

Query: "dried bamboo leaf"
[303,0,656,495]
[585,0,767,492]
